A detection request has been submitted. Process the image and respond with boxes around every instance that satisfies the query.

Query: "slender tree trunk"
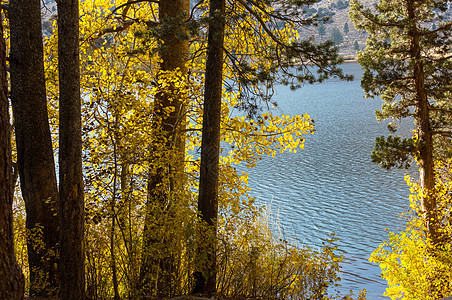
[139,0,189,296]
[56,0,85,298]
[407,0,436,242]
[118,161,139,295]
[0,14,25,299]
[110,187,120,300]
[9,0,59,296]
[193,0,226,295]
[111,129,120,300]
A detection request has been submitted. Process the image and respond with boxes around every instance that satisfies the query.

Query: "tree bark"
[407,0,436,242]
[0,13,25,300]
[9,0,59,296]
[111,127,120,300]
[139,0,189,296]
[56,0,85,298]
[193,0,226,295]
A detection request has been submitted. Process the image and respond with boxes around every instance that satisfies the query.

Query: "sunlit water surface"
[236,63,414,299]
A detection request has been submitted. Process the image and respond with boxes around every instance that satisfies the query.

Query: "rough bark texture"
[158,0,189,170]
[9,0,59,296]
[193,0,226,295]
[139,0,189,296]
[407,0,436,241]
[0,14,25,300]
[56,0,85,298]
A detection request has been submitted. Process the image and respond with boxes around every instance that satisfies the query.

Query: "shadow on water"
[235,63,415,299]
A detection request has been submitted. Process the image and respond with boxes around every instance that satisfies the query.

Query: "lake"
[241,63,414,299]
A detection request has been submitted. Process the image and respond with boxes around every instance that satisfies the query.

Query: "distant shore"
[341,55,357,63]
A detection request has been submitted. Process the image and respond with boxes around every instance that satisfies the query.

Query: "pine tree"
[56,0,85,297]
[354,40,359,51]
[350,0,452,242]
[139,0,190,297]
[192,0,350,295]
[0,12,25,299]
[344,22,349,35]
[80,1,350,297]
[318,23,326,36]
[193,0,225,294]
[331,27,343,45]
[9,0,60,295]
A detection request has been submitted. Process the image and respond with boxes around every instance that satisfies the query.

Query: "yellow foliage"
[10,0,346,297]
[370,159,452,299]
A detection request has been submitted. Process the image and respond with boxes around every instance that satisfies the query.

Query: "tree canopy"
[0,0,360,298]
[351,0,452,297]
[350,0,452,242]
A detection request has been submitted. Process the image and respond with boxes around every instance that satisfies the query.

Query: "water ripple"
[238,63,414,299]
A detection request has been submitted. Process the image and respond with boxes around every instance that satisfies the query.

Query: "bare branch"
[185,0,206,23]
[89,19,158,42]
[110,0,159,16]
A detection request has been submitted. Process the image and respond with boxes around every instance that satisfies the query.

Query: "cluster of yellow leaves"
[223,112,313,167]
[11,0,326,296]
[370,159,452,300]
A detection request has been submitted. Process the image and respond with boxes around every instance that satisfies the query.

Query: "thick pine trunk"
[9,0,59,296]
[56,0,85,298]
[408,0,436,241]
[193,0,226,295]
[159,0,189,186]
[0,15,25,300]
[139,0,189,296]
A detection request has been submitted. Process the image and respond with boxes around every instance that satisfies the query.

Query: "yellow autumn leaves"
[370,159,452,300]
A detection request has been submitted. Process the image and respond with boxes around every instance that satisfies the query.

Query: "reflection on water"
[240,63,414,299]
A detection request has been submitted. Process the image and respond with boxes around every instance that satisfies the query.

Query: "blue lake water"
[239,63,414,299]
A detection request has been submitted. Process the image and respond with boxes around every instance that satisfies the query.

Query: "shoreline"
[341,54,357,64]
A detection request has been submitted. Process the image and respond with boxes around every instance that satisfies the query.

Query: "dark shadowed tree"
[56,0,85,298]
[9,0,59,296]
[0,11,25,300]
[193,0,226,295]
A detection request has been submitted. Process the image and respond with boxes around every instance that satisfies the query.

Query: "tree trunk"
[139,0,189,296]
[56,0,85,298]
[9,0,59,296]
[111,128,120,300]
[0,14,25,300]
[193,0,226,295]
[407,0,436,242]
[159,0,189,187]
